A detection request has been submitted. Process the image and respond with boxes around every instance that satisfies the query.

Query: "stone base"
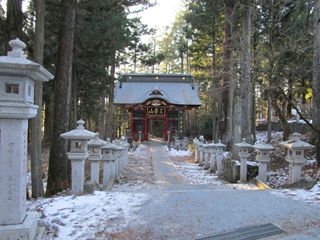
[0,213,39,240]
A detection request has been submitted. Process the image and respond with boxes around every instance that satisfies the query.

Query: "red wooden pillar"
[130,111,134,139]
[165,107,168,141]
[144,108,148,141]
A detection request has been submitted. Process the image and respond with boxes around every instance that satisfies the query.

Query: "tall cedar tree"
[46,0,76,196]
[6,0,23,48]
[313,0,320,168]
[31,0,45,198]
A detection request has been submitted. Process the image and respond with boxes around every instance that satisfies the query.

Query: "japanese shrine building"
[114,73,201,141]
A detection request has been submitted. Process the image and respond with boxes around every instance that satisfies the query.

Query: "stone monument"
[0,39,53,239]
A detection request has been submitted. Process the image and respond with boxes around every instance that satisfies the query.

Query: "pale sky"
[138,0,185,30]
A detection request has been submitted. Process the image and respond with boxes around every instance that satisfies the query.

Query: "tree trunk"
[6,0,22,49]
[98,94,106,139]
[46,0,76,196]
[240,0,252,142]
[221,0,235,147]
[43,92,53,145]
[106,52,116,139]
[30,0,45,198]
[69,66,77,130]
[312,0,320,168]
[267,90,272,142]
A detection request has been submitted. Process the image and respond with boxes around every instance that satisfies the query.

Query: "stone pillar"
[215,140,226,176]
[235,139,253,182]
[90,161,100,184]
[101,138,117,188]
[198,143,204,166]
[194,139,199,163]
[61,120,96,193]
[203,144,210,170]
[0,39,54,240]
[208,143,216,172]
[103,160,111,186]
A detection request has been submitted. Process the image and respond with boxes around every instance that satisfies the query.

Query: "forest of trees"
[1,0,320,197]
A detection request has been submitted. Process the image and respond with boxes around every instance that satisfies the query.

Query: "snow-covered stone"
[235,139,253,182]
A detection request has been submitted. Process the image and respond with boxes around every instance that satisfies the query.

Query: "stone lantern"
[280,133,314,184]
[215,140,226,176]
[61,119,96,193]
[88,134,106,184]
[253,141,274,183]
[101,139,117,187]
[235,138,253,182]
[113,142,124,181]
[0,38,53,240]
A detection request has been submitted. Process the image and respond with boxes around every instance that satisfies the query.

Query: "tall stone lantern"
[60,119,96,193]
[0,39,54,239]
[235,139,253,182]
[280,133,314,184]
[88,134,106,184]
[253,141,274,183]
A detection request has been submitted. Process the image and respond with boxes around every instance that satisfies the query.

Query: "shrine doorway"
[148,118,165,139]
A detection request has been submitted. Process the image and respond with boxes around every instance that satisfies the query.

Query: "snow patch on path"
[271,182,320,205]
[28,191,149,239]
[166,147,192,157]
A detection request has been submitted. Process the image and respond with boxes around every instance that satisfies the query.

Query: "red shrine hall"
[114,74,201,141]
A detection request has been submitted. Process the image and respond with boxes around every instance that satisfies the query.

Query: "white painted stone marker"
[61,119,96,194]
[88,134,106,184]
[235,139,253,182]
[280,133,314,184]
[254,141,274,183]
[0,38,53,240]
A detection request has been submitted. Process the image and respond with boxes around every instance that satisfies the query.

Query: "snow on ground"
[172,161,224,185]
[28,191,149,240]
[166,147,192,157]
[170,157,259,190]
[271,182,320,205]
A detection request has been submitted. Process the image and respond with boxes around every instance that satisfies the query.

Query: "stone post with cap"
[88,134,106,184]
[60,119,96,193]
[0,38,53,240]
[254,141,274,183]
[215,140,226,176]
[280,133,314,184]
[235,139,253,182]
